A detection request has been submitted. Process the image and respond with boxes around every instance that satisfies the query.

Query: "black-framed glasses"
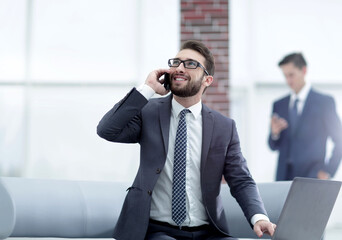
[168,58,209,75]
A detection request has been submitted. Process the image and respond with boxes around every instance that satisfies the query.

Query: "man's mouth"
[173,75,188,82]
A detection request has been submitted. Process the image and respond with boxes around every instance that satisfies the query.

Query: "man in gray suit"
[97,40,275,240]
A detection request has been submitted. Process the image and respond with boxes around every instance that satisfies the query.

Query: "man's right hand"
[271,113,288,136]
[254,220,277,238]
[145,69,171,96]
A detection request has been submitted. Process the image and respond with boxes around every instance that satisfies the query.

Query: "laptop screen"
[272,177,341,240]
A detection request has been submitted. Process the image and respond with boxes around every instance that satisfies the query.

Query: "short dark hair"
[180,40,215,76]
[278,53,307,69]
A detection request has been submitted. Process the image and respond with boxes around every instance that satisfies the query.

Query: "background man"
[269,53,342,181]
[98,40,275,240]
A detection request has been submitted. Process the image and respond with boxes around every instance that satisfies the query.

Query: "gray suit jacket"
[97,88,267,240]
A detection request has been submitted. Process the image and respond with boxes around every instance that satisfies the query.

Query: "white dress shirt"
[137,84,269,226]
[150,98,207,226]
[271,82,312,141]
[289,82,311,115]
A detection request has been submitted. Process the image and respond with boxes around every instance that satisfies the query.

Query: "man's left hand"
[253,220,276,237]
[317,170,330,180]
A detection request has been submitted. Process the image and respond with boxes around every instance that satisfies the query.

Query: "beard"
[170,74,204,97]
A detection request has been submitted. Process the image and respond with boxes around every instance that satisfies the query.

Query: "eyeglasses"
[168,58,209,75]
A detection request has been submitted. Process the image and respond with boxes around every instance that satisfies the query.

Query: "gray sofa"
[0,177,291,239]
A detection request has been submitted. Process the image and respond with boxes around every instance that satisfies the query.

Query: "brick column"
[180,0,229,116]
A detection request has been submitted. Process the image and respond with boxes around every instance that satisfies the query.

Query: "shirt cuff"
[136,84,155,100]
[251,214,270,225]
[271,134,280,140]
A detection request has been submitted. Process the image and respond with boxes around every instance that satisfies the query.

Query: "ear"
[302,66,307,75]
[202,75,214,87]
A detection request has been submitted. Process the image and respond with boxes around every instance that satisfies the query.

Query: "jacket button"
[156,168,161,174]
[147,190,152,195]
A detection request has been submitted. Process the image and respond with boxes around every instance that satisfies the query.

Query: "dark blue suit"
[269,88,342,181]
[98,88,267,240]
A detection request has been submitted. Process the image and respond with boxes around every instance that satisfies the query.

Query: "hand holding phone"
[144,69,170,95]
[271,113,288,135]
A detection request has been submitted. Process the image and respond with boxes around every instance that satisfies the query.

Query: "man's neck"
[294,81,306,94]
[173,95,201,108]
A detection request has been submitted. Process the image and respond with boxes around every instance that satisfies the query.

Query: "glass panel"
[0,0,26,81]
[0,86,26,176]
[30,0,139,83]
[26,87,139,182]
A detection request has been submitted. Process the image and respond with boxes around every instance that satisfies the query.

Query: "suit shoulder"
[308,89,336,109]
[148,93,171,103]
[204,105,234,124]
[310,88,334,101]
[142,93,172,110]
[273,94,290,105]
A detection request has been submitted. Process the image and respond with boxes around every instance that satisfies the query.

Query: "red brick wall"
[180,0,229,116]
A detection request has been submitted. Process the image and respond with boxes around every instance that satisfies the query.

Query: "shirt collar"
[172,98,202,119]
[291,81,311,102]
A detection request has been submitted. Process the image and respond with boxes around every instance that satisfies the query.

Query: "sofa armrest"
[0,178,15,239]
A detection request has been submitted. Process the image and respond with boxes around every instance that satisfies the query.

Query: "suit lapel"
[159,94,172,154]
[201,104,214,175]
[282,96,290,121]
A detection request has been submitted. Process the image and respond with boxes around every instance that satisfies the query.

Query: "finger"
[267,224,275,236]
[279,118,287,124]
[146,69,170,85]
[253,225,263,238]
[264,223,277,236]
[271,116,280,123]
[279,122,288,129]
[278,119,288,128]
[156,69,171,79]
[155,84,170,95]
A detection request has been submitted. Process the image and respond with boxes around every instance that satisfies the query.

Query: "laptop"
[272,177,341,240]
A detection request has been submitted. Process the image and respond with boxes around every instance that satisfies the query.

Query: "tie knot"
[179,109,191,118]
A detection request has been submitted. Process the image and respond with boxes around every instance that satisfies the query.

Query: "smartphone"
[163,73,171,90]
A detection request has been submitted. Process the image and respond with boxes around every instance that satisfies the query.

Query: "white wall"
[230,0,342,233]
[0,0,180,183]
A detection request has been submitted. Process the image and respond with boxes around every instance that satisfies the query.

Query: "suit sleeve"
[323,97,342,177]
[224,120,268,225]
[97,88,148,143]
[268,102,281,151]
